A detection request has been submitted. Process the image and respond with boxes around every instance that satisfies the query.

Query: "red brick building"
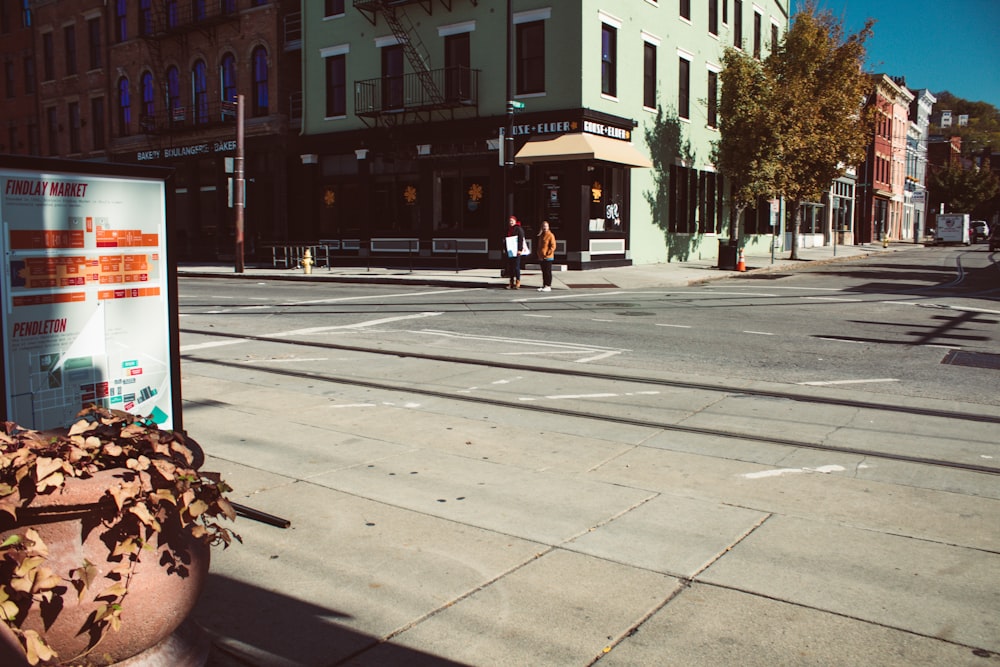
[1,0,43,156]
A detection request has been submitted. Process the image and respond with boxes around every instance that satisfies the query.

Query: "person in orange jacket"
[535,220,556,291]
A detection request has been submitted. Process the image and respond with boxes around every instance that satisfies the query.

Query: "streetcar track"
[179,326,1000,425]
[179,328,1000,476]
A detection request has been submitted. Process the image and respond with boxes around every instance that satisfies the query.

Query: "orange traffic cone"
[736,248,746,272]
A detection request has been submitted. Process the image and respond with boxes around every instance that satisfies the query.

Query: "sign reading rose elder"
[0,157,179,431]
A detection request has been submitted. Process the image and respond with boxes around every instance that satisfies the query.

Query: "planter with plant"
[0,406,239,666]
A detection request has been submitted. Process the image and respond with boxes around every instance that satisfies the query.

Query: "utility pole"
[504,0,514,228]
[234,94,245,273]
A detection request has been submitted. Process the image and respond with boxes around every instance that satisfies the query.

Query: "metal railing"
[138,99,237,135]
[354,67,479,118]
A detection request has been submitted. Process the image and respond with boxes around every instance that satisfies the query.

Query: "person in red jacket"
[535,220,556,291]
[504,215,526,289]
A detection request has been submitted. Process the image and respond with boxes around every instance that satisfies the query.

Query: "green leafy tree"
[766,3,874,259]
[929,92,1000,155]
[928,164,1000,214]
[712,47,776,244]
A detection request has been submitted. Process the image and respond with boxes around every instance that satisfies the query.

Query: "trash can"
[717,240,737,270]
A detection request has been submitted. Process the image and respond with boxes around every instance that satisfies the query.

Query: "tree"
[712,47,775,244]
[766,3,874,259]
[928,164,1000,214]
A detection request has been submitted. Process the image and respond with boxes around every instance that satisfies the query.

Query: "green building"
[294,0,789,269]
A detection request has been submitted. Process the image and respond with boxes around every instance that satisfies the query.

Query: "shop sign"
[136,139,238,162]
[582,121,631,141]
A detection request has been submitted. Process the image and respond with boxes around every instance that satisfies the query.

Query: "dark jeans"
[506,254,521,280]
[540,258,553,286]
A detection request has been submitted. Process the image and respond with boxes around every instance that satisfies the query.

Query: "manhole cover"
[941,350,1000,370]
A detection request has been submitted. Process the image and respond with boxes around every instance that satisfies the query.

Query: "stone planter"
[0,467,210,666]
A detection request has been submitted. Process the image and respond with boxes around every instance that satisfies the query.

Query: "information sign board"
[1,158,177,431]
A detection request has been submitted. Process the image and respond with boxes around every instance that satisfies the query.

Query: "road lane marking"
[816,337,865,344]
[743,331,775,336]
[803,296,863,302]
[520,390,660,402]
[797,378,899,386]
[656,323,692,328]
[740,464,846,479]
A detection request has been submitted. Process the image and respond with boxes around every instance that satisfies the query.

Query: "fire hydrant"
[301,248,313,274]
[883,236,889,249]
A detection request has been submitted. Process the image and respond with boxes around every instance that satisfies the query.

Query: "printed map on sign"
[1,171,173,431]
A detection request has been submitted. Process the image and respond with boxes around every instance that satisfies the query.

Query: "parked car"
[989,225,1000,252]
[971,220,989,242]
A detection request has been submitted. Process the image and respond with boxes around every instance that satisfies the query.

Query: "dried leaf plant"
[0,406,239,665]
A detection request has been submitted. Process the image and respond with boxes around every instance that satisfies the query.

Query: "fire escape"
[353,0,480,126]
[136,2,241,135]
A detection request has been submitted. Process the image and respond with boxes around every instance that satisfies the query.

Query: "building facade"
[857,74,911,244]
[1,0,39,156]
[296,0,790,269]
[905,87,935,241]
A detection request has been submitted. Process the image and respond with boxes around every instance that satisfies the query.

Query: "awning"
[514,133,653,168]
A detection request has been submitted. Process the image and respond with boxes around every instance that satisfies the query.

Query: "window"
[708,0,718,35]
[42,31,53,80]
[20,0,30,28]
[733,0,742,47]
[601,23,616,97]
[707,69,718,128]
[139,0,152,36]
[680,0,691,21]
[678,56,690,120]
[722,0,728,23]
[771,22,779,53]
[643,42,656,109]
[252,47,269,116]
[0,2,8,34]
[4,60,13,98]
[64,25,76,76]
[68,101,80,152]
[166,66,180,121]
[194,0,206,22]
[222,0,236,14]
[8,126,16,154]
[324,0,345,16]
[117,76,130,135]
[46,106,58,155]
[91,96,105,149]
[381,44,403,110]
[220,53,237,104]
[141,71,154,130]
[27,119,39,154]
[753,11,762,59]
[325,54,345,117]
[115,0,126,42]
[88,17,101,69]
[444,32,471,101]
[515,20,544,95]
[23,54,34,93]
[192,59,207,123]
[166,0,177,28]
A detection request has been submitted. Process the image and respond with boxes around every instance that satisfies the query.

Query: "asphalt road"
[176,245,1000,666]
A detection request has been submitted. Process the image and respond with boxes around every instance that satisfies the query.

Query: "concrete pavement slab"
[698,515,1000,652]
[564,493,768,577]
[195,460,547,666]
[599,583,993,667]
[344,549,681,667]
[588,444,1000,552]
[308,449,656,545]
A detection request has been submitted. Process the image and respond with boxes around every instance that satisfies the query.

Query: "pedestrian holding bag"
[505,235,519,258]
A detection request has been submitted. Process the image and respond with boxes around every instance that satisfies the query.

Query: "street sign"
[510,100,525,109]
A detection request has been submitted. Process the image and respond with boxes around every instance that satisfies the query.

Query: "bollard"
[302,248,314,274]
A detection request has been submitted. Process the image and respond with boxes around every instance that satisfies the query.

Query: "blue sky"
[805,0,1000,109]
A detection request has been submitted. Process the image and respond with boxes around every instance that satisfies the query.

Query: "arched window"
[141,71,155,131]
[192,59,207,124]
[220,53,237,104]
[252,46,268,116]
[166,0,178,29]
[117,76,130,135]
[166,65,181,124]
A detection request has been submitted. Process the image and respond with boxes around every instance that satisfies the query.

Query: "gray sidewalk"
[178,242,905,290]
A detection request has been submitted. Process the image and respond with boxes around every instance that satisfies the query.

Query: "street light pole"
[234,94,245,273]
[504,0,514,227]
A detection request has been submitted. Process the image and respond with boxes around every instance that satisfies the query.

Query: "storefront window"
[588,165,625,233]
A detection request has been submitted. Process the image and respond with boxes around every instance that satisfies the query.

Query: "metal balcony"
[354,66,479,125]
[353,0,478,26]
[138,1,240,39]
[138,100,237,135]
